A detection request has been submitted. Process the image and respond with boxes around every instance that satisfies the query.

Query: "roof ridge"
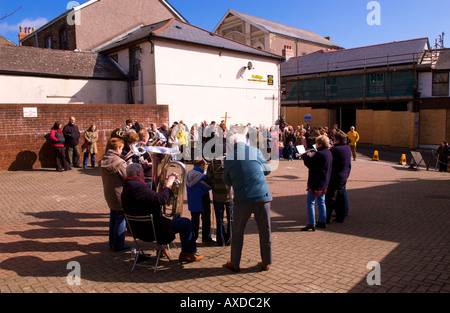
[227,9,341,47]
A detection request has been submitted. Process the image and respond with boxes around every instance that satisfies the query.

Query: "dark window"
[129,47,141,80]
[369,73,385,94]
[59,29,67,50]
[110,54,118,63]
[432,72,449,97]
[45,36,52,49]
[325,77,338,96]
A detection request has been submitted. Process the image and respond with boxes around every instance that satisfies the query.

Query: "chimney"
[282,45,295,60]
[18,25,35,45]
[325,36,331,41]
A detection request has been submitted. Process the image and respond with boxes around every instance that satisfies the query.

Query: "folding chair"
[124,213,172,273]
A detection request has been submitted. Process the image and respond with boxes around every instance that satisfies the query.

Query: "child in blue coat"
[186,158,213,243]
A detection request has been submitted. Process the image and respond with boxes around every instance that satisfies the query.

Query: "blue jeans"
[306,189,327,226]
[172,217,197,253]
[83,152,95,167]
[109,210,127,250]
[213,201,233,246]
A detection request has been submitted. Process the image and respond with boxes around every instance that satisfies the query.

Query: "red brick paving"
[0,153,449,294]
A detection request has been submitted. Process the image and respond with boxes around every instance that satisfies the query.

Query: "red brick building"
[19,0,187,51]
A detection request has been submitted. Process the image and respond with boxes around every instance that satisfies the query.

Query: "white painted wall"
[0,75,128,104]
[418,72,432,98]
[152,41,280,127]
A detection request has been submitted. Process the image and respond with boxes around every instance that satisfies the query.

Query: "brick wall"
[0,103,169,170]
[21,17,76,50]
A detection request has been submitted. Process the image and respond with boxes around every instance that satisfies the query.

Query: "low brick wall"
[0,103,169,170]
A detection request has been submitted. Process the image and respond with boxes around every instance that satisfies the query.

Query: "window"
[45,36,52,49]
[60,29,67,50]
[432,72,449,97]
[129,47,141,80]
[325,77,338,96]
[369,73,385,94]
[110,54,118,63]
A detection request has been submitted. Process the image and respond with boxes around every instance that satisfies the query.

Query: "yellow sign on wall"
[247,74,274,85]
[248,74,266,83]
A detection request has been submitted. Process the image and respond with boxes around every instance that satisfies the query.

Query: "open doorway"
[336,107,356,133]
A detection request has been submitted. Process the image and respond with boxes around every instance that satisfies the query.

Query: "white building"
[99,18,284,127]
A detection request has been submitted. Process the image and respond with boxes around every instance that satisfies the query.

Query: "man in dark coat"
[63,116,81,168]
[301,135,333,231]
[437,141,449,172]
[325,131,352,224]
[121,163,203,263]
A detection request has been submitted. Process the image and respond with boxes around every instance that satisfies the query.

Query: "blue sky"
[1,0,449,49]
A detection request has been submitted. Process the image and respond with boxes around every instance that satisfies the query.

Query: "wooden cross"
[221,112,231,127]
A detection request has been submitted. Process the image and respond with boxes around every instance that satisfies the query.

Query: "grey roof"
[220,10,342,49]
[281,38,429,76]
[99,18,283,60]
[0,45,127,79]
[435,49,450,70]
[0,35,17,47]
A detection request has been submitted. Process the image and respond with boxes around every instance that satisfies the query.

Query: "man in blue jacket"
[223,128,272,272]
[186,158,213,243]
[326,131,352,224]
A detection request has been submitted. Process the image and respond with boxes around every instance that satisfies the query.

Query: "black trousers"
[54,146,69,171]
[325,180,347,222]
[190,195,212,242]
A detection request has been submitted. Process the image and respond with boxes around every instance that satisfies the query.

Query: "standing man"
[63,116,81,168]
[437,141,449,172]
[100,137,129,251]
[223,127,272,272]
[300,135,333,231]
[325,131,352,224]
[347,126,360,161]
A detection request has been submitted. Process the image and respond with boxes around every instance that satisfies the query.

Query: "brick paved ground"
[0,151,449,296]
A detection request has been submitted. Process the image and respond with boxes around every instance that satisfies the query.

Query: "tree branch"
[0,5,23,22]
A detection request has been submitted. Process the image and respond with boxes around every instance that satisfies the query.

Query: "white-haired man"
[223,126,272,272]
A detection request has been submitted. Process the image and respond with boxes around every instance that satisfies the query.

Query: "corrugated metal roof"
[281,38,429,76]
[0,45,127,79]
[224,10,342,49]
[99,18,283,60]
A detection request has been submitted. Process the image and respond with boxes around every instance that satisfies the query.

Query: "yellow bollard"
[372,150,379,161]
[400,154,407,165]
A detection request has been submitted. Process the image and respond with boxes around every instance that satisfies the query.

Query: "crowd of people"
[52,114,450,273]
